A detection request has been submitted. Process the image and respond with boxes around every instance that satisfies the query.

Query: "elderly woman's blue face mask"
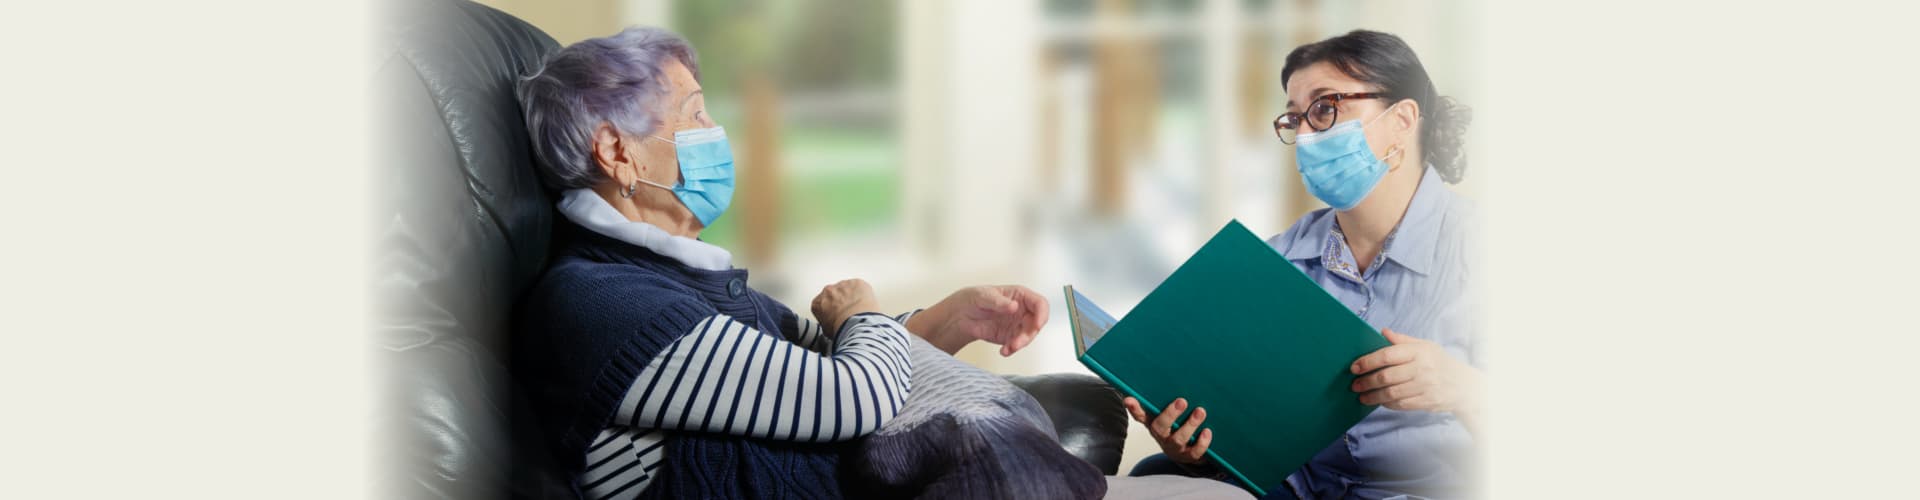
[633,126,735,227]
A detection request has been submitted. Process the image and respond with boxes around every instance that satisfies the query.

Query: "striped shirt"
[578,311,915,500]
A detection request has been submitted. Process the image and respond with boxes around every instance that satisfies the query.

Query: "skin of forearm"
[901,299,969,354]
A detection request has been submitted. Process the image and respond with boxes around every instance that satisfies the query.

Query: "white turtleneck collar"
[556,188,733,271]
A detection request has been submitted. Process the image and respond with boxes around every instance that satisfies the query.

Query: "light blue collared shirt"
[1265,166,1483,499]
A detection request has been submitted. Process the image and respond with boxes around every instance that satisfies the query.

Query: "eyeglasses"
[1273,92,1389,145]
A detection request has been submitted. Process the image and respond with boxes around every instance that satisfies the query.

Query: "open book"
[1064,220,1390,495]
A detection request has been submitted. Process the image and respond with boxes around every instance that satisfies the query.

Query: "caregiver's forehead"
[1285,63,1363,108]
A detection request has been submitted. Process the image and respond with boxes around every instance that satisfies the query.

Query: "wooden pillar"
[1090,0,1158,217]
[737,72,782,269]
[1241,31,1275,141]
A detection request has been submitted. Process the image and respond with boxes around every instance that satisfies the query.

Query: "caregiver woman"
[1125,30,1484,499]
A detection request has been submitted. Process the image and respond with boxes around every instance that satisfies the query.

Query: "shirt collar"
[1279,210,1338,262]
[1278,165,1451,276]
[556,188,733,271]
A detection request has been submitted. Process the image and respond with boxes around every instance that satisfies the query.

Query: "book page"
[1066,286,1118,355]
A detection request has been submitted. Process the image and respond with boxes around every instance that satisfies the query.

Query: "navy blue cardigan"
[514,220,845,499]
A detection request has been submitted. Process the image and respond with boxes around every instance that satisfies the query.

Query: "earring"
[1384,144,1405,172]
[621,179,640,199]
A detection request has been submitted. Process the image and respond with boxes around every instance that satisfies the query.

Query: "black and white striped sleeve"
[610,311,914,442]
[782,310,920,355]
[579,427,665,500]
[784,316,835,354]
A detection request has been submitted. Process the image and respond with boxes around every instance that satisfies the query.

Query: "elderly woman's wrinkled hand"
[911,285,1049,356]
[811,278,881,333]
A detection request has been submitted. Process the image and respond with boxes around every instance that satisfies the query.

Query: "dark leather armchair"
[373,1,1128,498]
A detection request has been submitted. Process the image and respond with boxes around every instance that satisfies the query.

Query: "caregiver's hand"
[811,278,881,333]
[1350,329,1484,418]
[905,285,1049,356]
[1122,396,1212,465]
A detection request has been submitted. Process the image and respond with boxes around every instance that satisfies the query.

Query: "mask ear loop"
[625,134,682,196]
[1365,101,1409,172]
[622,164,669,198]
[632,176,676,192]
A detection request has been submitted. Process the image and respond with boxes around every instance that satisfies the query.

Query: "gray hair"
[516,26,701,190]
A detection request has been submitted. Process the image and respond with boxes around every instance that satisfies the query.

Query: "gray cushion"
[844,336,1108,499]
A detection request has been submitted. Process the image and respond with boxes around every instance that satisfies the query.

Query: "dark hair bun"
[1424,95,1471,183]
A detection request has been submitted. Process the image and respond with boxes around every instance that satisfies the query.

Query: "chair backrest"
[372,0,558,497]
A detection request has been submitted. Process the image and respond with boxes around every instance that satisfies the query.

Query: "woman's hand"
[810,278,881,333]
[1122,396,1213,465]
[1350,329,1484,419]
[905,285,1049,356]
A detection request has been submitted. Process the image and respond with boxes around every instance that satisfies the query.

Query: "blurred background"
[477,0,1480,471]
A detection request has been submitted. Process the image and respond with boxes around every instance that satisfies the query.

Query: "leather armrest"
[1004,373,1129,475]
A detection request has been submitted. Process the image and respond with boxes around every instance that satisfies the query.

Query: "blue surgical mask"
[1293,104,1403,211]
[636,126,735,227]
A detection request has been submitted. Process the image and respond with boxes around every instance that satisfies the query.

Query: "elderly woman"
[510,27,1049,499]
[1124,30,1484,499]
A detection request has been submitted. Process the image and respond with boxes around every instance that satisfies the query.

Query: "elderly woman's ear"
[592,122,637,189]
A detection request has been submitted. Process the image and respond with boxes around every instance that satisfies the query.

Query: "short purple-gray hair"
[516,26,701,190]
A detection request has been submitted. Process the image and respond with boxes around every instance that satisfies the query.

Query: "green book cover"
[1065,219,1391,495]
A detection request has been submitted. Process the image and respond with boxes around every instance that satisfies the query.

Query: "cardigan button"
[726,278,746,298]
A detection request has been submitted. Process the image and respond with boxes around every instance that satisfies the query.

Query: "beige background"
[3,0,1918,498]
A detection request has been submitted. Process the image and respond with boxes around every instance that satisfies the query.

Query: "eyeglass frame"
[1273,92,1392,145]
